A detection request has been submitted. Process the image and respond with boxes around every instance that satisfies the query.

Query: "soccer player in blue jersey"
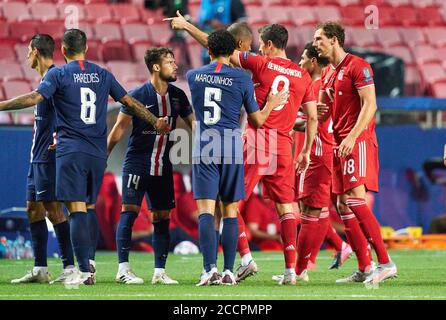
[107,47,194,285]
[187,30,288,285]
[8,34,76,285]
[0,29,171,286]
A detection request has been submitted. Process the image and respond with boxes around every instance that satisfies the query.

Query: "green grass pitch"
[0,249,445,300]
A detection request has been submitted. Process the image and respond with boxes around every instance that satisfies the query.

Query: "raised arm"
[107,111,132,156]
[247,89,289,128]
[119,94,171,134]
[338,85,377,157]
[0,92,44,111]
[164,10,242,67]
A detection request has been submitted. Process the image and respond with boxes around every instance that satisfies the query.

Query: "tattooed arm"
[0,92,44,111]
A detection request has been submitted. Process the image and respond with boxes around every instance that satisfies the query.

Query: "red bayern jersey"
[238,52,315,155]
[312,78,334,157]
[320,54,376,144]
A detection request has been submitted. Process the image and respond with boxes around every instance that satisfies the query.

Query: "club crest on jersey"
[337,70,344,81]
[362,67,373,82]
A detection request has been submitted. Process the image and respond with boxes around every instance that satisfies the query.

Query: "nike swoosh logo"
[36,190,47,195]
[146,104,155,109]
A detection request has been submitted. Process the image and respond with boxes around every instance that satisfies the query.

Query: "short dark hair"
[30,34,55,59]
[316,21,345,47]
[144,47,174,73]
[258,24,288,50]
[227,22,252,42]
[208,29,236,58]
[62,29,87,57]
[304,42,329,67]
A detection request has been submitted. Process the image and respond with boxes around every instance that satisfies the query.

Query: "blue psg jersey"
[37,60,127,159]
[30,64,57,164]
[121,82,193,176]
[186,61,259,162]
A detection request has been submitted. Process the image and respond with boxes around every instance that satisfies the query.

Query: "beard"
[160,72,177,83]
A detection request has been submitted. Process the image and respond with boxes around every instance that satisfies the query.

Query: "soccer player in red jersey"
[294,43,353,278]
[165,13,318,285]
[314,22,397,284]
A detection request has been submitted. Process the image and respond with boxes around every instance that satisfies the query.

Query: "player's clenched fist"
[155,116,171,135]
[163,10,188,30]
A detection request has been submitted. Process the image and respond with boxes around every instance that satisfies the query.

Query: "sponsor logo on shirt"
[337,70,344,81]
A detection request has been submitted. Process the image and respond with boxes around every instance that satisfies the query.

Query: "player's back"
[187,61,256,161]
[238,53,314,154]
[39,60,126,159]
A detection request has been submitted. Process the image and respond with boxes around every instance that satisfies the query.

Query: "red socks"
[309,209,330,264]
[296,213,319,274]
[340,211,372,272]
[280,213,298,269]
[236,211,251,257]
[346,198,390,265]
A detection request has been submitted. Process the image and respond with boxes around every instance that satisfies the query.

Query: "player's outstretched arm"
[164,11,209,48]
[119,95,171,134]
[107,111,132,156]
[0,91,44,111]
[247,88,289,128]
[296,101,318,174]
[338,85,377,157]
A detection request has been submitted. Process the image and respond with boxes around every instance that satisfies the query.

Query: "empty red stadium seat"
[420,62,446,84]
[0,43,16,62]
[14,43,28,62]
[290,6,317,26]
[431,81,446,98]
[294,26,316,46]
[315,6,341,23]
[3,80,31,99]
[106,61,140,82]
[400,28,427,47]
[404,64,422,95]
[425,27,446,47]
[122,79,145,91]
[83,0,107,4]
[94,23,122,42]
[419,7,446,26]
[30,3,59,21]
[317,0,340,5]
[387,0,411,6]
[412,0,436,7]
[85,40,102,61]
[0,23,9,39]
[77,22,94,40]
[187,42,202,69]
[17,113,35,126]
[132,41,152,63]
[413,44,441,65]
[375,28,403,47]
[147,23,173,46]
[338,0,361,5]
[101,40,132,62]
[140,8,165,24]
[84,4,113,23]
[245,5,267,25]
[57,3,86,22]
[341,6,365,26]
[110,3,141,24]
[346,27,378,47]
[375,6,396,26]
[122,24,150,44]
[0,112,13,125]
[36,21,66,41]
[261,0,289,6]
[264,6,293,26]
[9,21,38,42]
[1,2,32,21]
[382,46,414,65]
[398,6,419,26]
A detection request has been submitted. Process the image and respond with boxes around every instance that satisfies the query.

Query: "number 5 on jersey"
[204,87,221,125]
[80,87,97,124]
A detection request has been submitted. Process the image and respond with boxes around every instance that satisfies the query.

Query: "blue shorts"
[122,171,175,211]
[56,153,106,204]
[26,162,57,202]
[192,163,245,202]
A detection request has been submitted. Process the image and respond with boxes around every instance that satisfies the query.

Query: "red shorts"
[243,144,295,203]
[296,155,332,208]
[332,138,379,194]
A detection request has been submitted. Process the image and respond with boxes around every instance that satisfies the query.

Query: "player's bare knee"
[26,201,46,223]
[153,210,170,221]
[86,203,95,210]
[45,202,66,225]
[275,202,294,216]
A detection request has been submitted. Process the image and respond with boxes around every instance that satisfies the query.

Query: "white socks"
[241,253,253,267]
